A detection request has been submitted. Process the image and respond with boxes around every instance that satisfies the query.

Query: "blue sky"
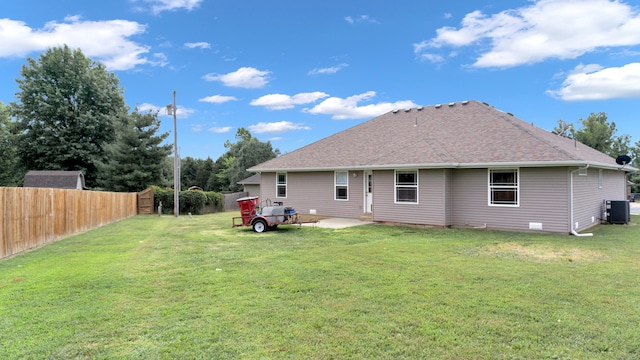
[1,0,639,160]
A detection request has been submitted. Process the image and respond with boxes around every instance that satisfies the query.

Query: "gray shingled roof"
[23,170,86,189]
[250,100,635,172]
[237,173,261,185]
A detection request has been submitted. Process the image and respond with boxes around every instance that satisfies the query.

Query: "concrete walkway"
[302,217,373,229]
[631,201,639,215]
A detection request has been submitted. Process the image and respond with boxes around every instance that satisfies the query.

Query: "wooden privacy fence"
[223,192,249,211]
[1,187,138,260]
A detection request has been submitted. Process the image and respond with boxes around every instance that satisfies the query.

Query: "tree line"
[0,45,278,193]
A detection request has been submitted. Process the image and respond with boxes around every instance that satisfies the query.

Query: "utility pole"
[167,90,179,217]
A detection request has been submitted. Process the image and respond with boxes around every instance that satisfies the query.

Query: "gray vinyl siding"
[572,168,626,232]
[259,171,364,218]
[243,184,260,198]
[259,167,628,234]
[372,169,448,226]
[451,168,570,233]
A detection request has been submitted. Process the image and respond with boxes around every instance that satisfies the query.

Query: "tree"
[551,119,574,138]
[219,128,280,192]
[630,141,640,194]
[180,157,199,190]
[98,108,172,192]
[179,156,218,191]
[0,102,22,186]
[574,112,618,156]
[10,45,127,187]
[196,157,217,191]
[568,112,638,194]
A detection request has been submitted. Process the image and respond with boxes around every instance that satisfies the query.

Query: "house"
[237,173,261,197]
[23,170,86,190]
[249,100,637,234]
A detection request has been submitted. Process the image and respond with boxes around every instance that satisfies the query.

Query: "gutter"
[249,160,638,173]
[569,165,593,237]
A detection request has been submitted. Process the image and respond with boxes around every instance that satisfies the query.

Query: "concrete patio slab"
[302,217,373,229]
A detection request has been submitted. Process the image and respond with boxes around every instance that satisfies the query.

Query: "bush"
[151,186,224,215]
[180,190,207,215]
[152,186,173,214]
[204,191,224,212]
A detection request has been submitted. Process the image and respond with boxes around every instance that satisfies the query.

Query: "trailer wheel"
[252,219,267,233]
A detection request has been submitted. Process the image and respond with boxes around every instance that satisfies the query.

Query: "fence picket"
[0,187,137,260]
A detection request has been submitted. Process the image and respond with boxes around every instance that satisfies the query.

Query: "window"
[395,170,418,203]
[489,169,519,206]
[598,169,603,188]
[276,173,287,198]
[335,171,348,200]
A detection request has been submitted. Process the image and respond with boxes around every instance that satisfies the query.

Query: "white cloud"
[414,52,444,64]
[190,123,204,132]
[203,67,271,88]
[138,102,194,118]
[209,126,232,133]
[198,95,238,104]
[135,103,158,113]
[149,52,168,67]
[248,121,311,134]
[185,41,211,49]
[304,91,418,120]
[0,16,150,71]
[416,0,640,68]
[344,15,379,24]
[308,63,349,75]
[133,0,203,14]
[250,92,329,110]
[547,63,640,100]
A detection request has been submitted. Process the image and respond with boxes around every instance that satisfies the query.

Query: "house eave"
[249,160,638,173]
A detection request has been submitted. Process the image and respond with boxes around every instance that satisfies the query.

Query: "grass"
[1,213,639,359]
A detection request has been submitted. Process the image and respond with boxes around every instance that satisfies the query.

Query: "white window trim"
[598,169,603,189]
[276,172,287,198]
[488,168,520,207]
[334,171,349,201]
[394,170,419,204]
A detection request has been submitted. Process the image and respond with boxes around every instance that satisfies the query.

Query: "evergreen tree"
[10,45,127,187]
[196,157,216,191]
[0,102,22,186]
[180,157,200,190]
[99,109,172,192]
[178,156,218,191]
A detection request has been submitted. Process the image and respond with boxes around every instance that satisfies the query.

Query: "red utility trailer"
[232,196,316,232]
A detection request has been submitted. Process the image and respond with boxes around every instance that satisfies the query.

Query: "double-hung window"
[489,169,519,206]
[276,172,287,198]
[395,170,418,203]
[335,171,348,200]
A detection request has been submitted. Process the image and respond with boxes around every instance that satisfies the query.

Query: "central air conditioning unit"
[605,200,630,224]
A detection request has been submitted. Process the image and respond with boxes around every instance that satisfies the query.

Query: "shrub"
[204,191,224,212]
[180,190,207,215]
[151,186,224,215]
[152,186,173,214]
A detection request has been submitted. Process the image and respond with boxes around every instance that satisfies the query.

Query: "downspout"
[570,165,593,237]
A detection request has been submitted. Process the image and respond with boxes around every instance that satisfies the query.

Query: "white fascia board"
[250,161,638,173]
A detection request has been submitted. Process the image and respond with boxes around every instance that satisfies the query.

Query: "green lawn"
[1,213,639,359]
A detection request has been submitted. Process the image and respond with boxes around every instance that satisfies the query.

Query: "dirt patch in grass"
[481,242,609,262]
